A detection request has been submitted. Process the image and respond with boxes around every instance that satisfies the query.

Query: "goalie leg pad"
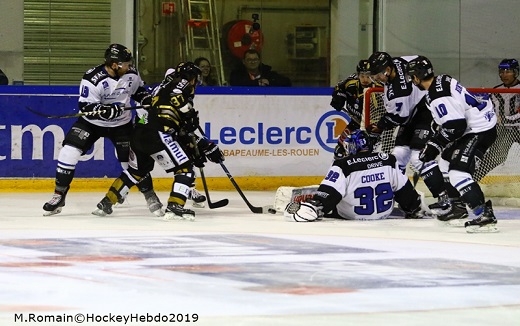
[284,202,320,222]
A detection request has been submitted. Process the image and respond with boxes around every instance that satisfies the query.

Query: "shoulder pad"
[83,65,109,86]
[427,75,452,101]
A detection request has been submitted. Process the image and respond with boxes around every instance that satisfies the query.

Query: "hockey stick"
[413,162,425,188]
[219,162,276,214]
[25,105,149,119]
[191,136,229,209]
[198,166,229,209]
[195,126,275,214]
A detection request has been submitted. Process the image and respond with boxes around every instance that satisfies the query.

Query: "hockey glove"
[182,110,199,133]
[366,123,382,147]
[284,199,323,222]
[192,152,207,168]
[203,142,224,164]
[419,140,443,162]
[140,94,153,107]
[95,103,124,120]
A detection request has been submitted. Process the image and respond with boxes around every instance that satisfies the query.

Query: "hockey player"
[284,129,428,221]
[92,62,224,221]
[43,43,162,216]
[137,67,207,208]
[330,60,382,159]
[474,58,520,181]
[407,56,498,233]
[366,51,467,221]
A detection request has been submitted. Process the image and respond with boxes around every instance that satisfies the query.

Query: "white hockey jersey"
[378,56,427,128]
[426,75,496,135]
[78,64,146,127]
[319,151,410,220]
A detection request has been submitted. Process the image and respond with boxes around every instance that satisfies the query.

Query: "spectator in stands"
[229,49,291,87]
[474,58,520,182]
[0,68,8,85]
[194,57,219,86]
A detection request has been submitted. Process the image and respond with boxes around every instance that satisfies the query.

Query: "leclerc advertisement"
[0,86,350,180]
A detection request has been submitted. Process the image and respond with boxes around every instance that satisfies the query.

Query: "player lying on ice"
[284,129,431,222]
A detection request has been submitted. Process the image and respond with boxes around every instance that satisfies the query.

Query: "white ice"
[0,191,519,326]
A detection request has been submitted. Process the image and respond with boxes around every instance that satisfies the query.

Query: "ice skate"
[143,190,164,217]
[189,188,206,208]
[113,194,127,208]
[428,193,451,215]
[43,186,69,216]
[91,197,113,217]
[164,203,195,221]
[465,200,499,233]
[437,200,469,226]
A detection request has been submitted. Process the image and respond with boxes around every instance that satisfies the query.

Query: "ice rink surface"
[1,190,519,326]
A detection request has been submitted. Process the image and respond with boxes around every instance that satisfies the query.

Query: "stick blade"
[249,205,276,214]
[208,198,229,209]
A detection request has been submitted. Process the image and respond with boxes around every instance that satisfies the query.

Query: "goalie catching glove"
[284,199,323,222]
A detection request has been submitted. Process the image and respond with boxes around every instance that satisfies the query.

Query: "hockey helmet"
[407,56,434,81]
[175,61,202,83]
[498,59,519,76]
[345,129,371,155]
[357,59,371,74]
[104,43,133,64]
[368,51,392,75]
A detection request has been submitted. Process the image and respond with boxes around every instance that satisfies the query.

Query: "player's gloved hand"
[192,152,207,168]
[365,124,382,147]
[141,94,153,107]
[284,199,323,222]
[203,142,224,163]
[419,140,443,162]
[96,103,124,120]
[330,96,346,111]
[183,110,199,133]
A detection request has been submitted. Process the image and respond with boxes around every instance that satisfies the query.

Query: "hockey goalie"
[282,129,430,222]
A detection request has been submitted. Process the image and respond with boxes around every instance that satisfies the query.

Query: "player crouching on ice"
[284,130,430,222]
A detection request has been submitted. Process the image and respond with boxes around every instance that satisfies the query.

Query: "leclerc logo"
[315,110,351,153]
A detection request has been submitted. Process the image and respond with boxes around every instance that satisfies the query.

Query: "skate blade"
[192,201,205,208]
[163,213,195,221]
[465,224,499,233]
[43,207,62,216]
[91,208,109,217]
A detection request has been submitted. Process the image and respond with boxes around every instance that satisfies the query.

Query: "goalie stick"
[25,105,149,119]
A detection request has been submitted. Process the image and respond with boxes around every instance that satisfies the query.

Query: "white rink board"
[152,94,339,178]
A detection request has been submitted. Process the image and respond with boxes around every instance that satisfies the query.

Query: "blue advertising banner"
[0,86,122,178]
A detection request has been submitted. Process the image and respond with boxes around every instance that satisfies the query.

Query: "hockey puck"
[268,208,277,214]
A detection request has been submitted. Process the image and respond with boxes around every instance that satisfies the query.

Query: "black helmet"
[104,43,132,64]
[368,51,392,75]
[175,61,202,82]
[356,59,370,74]
[498,58,519,76]
[407,56,434,81]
